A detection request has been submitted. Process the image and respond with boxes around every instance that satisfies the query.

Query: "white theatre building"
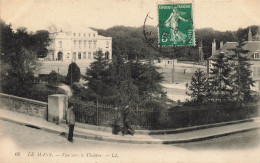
[46,26,112,62]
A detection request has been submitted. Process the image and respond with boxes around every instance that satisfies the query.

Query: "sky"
[0,0,259,32]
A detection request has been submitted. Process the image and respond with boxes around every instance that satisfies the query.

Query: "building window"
[88,52,91,59]
[67,53,70,58]
[79,33,81,37]
[78,52,81,59]
[106,41,109,48]
[84,41,86,49]
[83,52,86,59]
[89,42,91,48]
[89,33,91,37]
[73,52,76,60]
[74,41,76,49]
[84,33,85,37]
[93,41,96,48]
[73,33,76,37]
[59,41,62,48]
[93,33,95,37]
[79,41,82,49]
[254,52,260,59]
[57,51,63,61]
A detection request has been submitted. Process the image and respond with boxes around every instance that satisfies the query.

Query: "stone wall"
[0,93,48,119]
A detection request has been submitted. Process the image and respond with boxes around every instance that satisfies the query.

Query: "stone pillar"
[48,94,68,124]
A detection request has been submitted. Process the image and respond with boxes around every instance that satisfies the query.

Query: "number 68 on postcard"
[158,3,195,47]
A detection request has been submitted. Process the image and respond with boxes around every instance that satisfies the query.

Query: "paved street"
[1,120,260,163]
[175,129,260,150]
[0,120,186,163]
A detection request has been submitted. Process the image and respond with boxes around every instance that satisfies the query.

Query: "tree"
[187,69,207,103]
[83,50,140,106]
[130,61,164,103]
[1,48,38,97]
[208,53,232,102]
[84,50,117,104]
[229,40,255,103]
[111,54,139,106]
[46,70,64,93]
[48,70,63,86]
[66,62,81,84]
[0,20,49,97]
[31,30,51,58]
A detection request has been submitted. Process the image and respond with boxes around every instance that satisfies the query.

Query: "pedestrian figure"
[112,107,120,135]
[122,105,130,127]
[67,104,75,142]
[122,105,134,136]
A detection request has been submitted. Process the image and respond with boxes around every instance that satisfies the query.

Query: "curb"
[161,127,260,144]
[144,118,255,135]
[1,116,259,144]
[62,118,256,135]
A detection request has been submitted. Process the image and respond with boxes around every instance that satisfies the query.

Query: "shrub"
[28,84,67,102]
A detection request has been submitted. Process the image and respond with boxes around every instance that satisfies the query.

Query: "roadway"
[1,120,259,163]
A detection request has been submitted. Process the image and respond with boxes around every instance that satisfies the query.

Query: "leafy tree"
[94,26,240,62]
[31,30,51,58]
[0,20,49,97]
[236,25,259,42]
[187,69,207,103]
[84,50,118,104]
[48,70,63,86]
[111,54,139,106]
[229,40,255,103]
[130,60,164,103]
[66,62,81,84]
[84,50,140,106]
[1,48,38,97]
[208,53,232,102]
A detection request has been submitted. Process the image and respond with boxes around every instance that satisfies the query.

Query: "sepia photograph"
[0,0,260,162]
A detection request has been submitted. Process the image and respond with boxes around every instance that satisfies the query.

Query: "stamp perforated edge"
[156,0,196,47]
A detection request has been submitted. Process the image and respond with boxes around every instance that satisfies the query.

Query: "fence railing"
[72,102,116,126]
[71,101,260,130]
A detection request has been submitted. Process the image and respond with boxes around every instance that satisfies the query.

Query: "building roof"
[209,41,260,60]
[48,23,96,33]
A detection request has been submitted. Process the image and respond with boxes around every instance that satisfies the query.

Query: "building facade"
[46,26,112,62]
[207,28,260,91]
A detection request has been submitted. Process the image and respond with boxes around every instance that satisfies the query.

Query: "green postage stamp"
[158,3,195,47]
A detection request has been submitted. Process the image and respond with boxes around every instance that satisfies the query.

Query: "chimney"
[220,41,223,49]
[212,39,216,56]
[248,28,252,41]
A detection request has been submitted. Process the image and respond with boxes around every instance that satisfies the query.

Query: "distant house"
[45,25,112,62]
[207,28,260,91]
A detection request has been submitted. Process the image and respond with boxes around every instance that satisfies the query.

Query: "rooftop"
[209,41,260,60]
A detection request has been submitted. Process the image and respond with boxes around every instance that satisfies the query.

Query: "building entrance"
[58,52,63,61]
